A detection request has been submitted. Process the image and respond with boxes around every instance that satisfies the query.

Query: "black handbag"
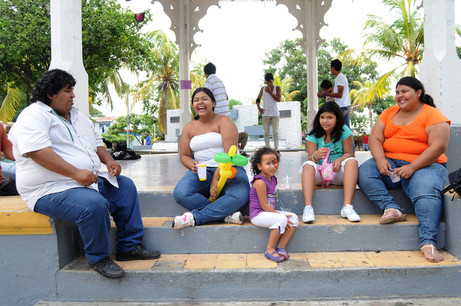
[442,168,461,200]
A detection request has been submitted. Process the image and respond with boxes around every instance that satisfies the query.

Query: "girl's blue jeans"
[173,166,250,225]
[34,176,144,265]
[358,157,448,247]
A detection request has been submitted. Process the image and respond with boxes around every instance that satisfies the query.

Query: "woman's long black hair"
[396,76,436,108]
[308,101,344,143]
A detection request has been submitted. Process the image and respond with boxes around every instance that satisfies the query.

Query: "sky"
[99,0,461,116]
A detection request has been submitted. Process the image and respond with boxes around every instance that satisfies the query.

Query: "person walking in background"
[318,59,351,128]
[358,76,450,263]
[249,147,298,262]
[256,73,282,151]
[362,132,369,151]
[145,131,152,146]
[9,69,160,279]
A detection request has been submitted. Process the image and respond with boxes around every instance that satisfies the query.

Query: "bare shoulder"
[253,178,266,188]
[182,120,197,137]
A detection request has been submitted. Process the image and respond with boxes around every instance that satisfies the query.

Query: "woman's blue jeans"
[173,166,250,225]
[358,158,448,247]
[34,176,144,265]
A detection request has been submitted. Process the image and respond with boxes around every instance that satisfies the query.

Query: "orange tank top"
[379,104,450,163]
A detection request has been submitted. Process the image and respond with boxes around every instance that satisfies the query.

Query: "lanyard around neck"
[53,110,74,143]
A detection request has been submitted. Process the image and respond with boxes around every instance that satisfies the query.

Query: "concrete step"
[109,216,446,254]
[138,187,414,217]
[56,251,461,302]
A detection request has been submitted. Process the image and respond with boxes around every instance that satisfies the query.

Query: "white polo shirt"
[334,72,351,108]
[9,102,103,210]
[204,74,230,116]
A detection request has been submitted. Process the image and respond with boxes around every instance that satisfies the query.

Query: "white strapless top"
[190,132,224,167]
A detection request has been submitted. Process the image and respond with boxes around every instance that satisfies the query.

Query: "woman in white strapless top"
[172,87,250,229]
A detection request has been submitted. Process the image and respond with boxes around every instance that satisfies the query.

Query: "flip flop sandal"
[379,208,407,224]
[264,251,285,262]
[275,247,289,260]
[421,244,443,263]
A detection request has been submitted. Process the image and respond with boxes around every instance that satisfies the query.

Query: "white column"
[305,0,319,132]
[419,0,461,124]
[178,0,192,131]
[50,0,89,116]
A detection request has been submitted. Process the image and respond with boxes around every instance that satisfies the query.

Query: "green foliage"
[372,96,396,116]
[229,99,242,110]
[350,113,368,134]
[363,0,423,80]
[90,107,105,119]
[133,30,179,136]
[101,114,156,144]
[0,0,152,103]
[263,37,380,131]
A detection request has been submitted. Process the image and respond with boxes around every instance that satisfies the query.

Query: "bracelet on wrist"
[312,151,318,162]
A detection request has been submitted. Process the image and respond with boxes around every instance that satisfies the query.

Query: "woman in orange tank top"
[357,77,450,263]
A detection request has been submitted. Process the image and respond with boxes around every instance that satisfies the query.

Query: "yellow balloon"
[209,162,233,202]
[228,145,237,158]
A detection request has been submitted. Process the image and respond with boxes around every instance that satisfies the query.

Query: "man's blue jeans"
[34,176,144,265]
[341,106,351,128]
[358,158,447,247]
[173,166,250,225]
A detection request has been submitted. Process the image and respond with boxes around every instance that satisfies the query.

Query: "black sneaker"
[90,256,125,279]
[116,243,161,261]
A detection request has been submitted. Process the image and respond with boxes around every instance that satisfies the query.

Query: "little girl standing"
[249,147,299,262]
[300,101,360,223]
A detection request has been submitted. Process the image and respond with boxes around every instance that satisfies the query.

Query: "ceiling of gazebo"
[152,0,332,54]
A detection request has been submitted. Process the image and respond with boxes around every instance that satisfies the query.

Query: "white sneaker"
[224,211,243,224]
[302,206,315,223]
[341,204,361,222]
[172,212,195,229]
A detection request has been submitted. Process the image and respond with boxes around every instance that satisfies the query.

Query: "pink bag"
[319,148,333,187]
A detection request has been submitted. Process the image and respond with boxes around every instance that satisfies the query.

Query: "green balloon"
[214,153,231,163]
[231,154,248,166]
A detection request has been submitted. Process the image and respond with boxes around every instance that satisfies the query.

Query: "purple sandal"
[264,250,285,262]
[275,247,289,260]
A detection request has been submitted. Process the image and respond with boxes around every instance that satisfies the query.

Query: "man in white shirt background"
[318,59,352,128]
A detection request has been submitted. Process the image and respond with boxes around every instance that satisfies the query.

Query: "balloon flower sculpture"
[209,145,248,202]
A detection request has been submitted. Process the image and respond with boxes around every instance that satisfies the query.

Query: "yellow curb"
[0,210,53,235]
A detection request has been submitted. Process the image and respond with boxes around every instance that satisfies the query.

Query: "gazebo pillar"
[420,0,461,124]
[305,0,320,132]
[49,0,89,116]
[156,0,219,131]
[278,0,332,131]
[178,0,192,130]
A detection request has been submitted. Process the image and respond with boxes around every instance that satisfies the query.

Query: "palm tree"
[273,75,300,102]
[134,30,179,136]
[350,80,390,132]
[0,83,22,123]
[363,0,423,83]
